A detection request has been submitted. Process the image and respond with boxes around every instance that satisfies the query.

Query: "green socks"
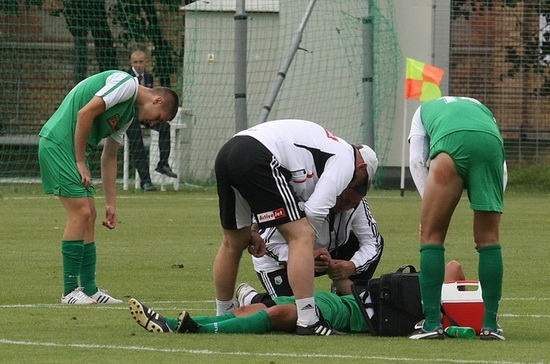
[199,310,272,334]
[478,244,503,331]
[61,241,98,296]
[61,240,84,295]
[165,317,179,331]
[419,244,445,331]
[419,243,504,332]
[166,310,272,334]
[165,312,237,332]
[80,242,98,296]
[193,312,236,325]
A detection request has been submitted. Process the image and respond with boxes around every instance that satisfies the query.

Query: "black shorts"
[215,136,306,230]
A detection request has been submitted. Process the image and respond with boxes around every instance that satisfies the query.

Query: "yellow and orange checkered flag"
[405,58,445,101]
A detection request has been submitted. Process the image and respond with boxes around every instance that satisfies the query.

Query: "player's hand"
[76,161,92,189]
[102,206,117,230]
[247,230,266,257]
[327,260,355,281]
[314,248,330,259]
[314,248,331,273]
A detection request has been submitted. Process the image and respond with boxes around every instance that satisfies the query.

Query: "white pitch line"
[0,300,214,310]
[2,297,549,320]
[0,339,544,364]
[502,297,550,301]
[500,313,550,318]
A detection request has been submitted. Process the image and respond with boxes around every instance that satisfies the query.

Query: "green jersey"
[409,96,505,211]
[39,70,137,149]
[274,291,369,333]
[419,96,503,149]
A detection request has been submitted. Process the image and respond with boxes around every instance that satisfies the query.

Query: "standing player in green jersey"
[38,70,179,304]
[407,96,507,340]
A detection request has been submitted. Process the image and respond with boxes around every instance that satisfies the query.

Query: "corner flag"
[405,58,445,101]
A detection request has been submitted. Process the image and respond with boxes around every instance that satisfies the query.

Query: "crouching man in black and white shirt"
[251,174,384,298]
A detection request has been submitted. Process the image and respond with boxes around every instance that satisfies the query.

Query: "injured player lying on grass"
[128,261,492,337]
[128,283,372,335]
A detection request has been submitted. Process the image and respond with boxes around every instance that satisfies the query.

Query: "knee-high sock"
[62,240,84,295]
[80,242,98,296]
[165,312,237,331]
[478,244,503,331]
[193,312,237,325]
[199,310,272,334]
[419,244,445,331]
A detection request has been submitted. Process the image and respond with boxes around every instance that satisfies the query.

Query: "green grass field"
[0,185,548,363]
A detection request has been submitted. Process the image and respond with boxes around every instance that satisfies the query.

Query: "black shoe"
[408,320,445,339]
[480,327,505,340]
[175,310,200,333]
[128,298,172,333]
[141,182,157,191]
[295,314,345,336]
[155,165,177,178]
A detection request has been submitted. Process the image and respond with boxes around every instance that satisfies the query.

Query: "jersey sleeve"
[252,227,289,273]
[348,200,383,274]
[304,155,354,233]
[96,72,137,110]
[408,106,430,197]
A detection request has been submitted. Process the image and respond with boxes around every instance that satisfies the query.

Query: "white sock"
[295,297,318,326]
[216,299,237,315]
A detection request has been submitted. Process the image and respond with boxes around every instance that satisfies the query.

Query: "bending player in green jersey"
[407,96,506,340]
[38,70,179,304]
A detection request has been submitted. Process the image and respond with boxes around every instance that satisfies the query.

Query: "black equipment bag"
[352,264,424,336]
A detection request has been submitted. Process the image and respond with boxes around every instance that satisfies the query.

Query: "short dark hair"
[154,87,180,121]
[130,50,147,59]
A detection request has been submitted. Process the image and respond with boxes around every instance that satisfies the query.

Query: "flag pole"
[400,99,408,197]
[401,58,444,197]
